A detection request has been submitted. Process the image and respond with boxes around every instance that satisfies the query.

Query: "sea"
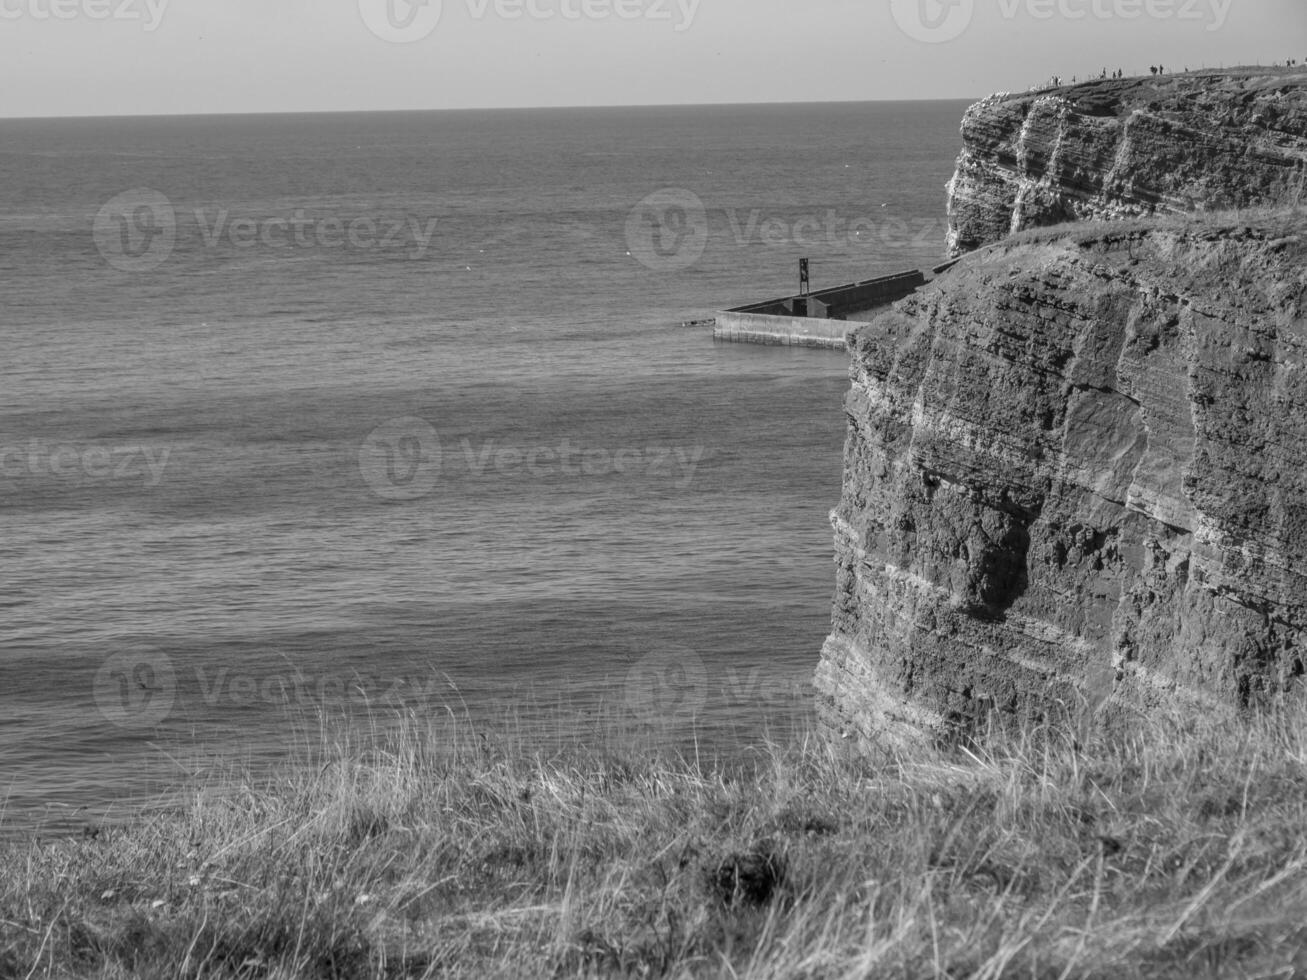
[0,100,969,835]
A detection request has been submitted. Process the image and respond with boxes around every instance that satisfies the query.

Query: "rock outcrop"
[816,214,1307,749]
[947,69,1307,256]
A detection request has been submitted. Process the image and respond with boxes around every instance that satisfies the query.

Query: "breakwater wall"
[808,270,925,318]
[714,269,925,349]
[712,312,868,350]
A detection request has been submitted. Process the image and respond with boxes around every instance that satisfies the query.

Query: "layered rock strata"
[816,214,1307,749]
[947,69,1307,256]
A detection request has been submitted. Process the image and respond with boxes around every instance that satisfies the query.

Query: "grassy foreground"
[4,708,1307,979]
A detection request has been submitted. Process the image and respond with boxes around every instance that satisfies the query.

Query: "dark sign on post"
[799,258,810,296]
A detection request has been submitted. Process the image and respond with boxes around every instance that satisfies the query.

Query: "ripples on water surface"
[0,101,969,834]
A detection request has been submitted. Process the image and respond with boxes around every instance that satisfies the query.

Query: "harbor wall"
[712,312,867,350]
[810,270,925,318]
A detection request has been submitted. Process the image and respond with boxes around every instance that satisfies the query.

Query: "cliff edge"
[946,69,1307,256]
[816,212,1307,749]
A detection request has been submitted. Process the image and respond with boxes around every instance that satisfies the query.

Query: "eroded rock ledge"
[816,214,1307,750]
[947,69,1307,256]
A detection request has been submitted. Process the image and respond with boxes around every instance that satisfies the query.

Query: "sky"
[0,0,1303,118]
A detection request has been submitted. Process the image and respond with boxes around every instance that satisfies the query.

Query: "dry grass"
[996,205,1305,251]
[4,705,1307,979]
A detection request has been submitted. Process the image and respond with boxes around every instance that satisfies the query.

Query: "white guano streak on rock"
[1114,659,1230,715]
[815,635,944,741]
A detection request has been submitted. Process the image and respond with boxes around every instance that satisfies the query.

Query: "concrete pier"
[713,269,924,350]
[712,311,869,349]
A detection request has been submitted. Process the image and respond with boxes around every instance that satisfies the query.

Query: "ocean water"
[0,101,969,834]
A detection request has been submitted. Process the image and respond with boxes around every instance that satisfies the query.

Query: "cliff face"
[816,215,1307,749]
[947,70,1307,256]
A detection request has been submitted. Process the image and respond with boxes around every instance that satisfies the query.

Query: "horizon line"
[0,95,985,123]
[6,64,1298,122]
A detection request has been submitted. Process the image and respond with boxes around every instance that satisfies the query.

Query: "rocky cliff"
[816,213,1307,749]
[947,69,1307,256]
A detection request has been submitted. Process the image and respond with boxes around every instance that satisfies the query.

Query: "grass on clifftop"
[991,203,1307,252]
[4,706,1307,979]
